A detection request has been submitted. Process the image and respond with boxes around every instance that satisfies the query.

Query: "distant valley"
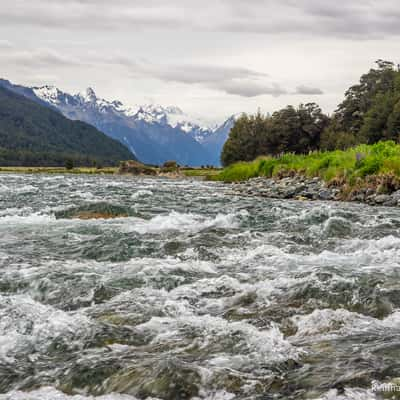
[0,79,235,166]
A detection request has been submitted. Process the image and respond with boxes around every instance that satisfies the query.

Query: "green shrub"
[356,158,382,177]
[65,159,74,170]
[257,158,276,177]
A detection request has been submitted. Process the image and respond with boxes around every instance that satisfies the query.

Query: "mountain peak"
[86,87,96,97]
[32,85,63,104]
[82,87,97,102]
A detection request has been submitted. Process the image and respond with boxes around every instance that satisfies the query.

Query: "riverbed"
[0,174,399,399]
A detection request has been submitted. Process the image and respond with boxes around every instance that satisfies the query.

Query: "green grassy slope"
[213,141,400,185]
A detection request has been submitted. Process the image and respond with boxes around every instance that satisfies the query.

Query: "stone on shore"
[228,174,400,207]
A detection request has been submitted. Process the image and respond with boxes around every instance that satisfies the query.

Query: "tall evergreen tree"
[221,104,329,166]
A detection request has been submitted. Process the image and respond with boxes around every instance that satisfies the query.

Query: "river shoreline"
[3,167,400,207]
[227,174,400,207]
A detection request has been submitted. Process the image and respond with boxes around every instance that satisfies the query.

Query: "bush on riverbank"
[213,141,400,186]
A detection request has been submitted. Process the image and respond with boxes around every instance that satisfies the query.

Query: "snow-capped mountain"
[33,86,220,140]
[1,80,234,166]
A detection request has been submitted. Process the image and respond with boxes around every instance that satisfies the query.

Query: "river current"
[1,174,400,400]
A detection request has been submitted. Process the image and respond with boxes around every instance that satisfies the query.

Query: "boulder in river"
[55,202,133,219]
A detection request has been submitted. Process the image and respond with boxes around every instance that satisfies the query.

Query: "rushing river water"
[1,174,400,400]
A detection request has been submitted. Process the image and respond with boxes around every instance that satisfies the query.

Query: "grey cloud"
[217,0,400,39]
[0,41,321,99]
[0,0,187,30]
[28,49,86,67]
[0,40,12,49]
[298,0,369,18]
[295,85,323,95]
[2,0,400,39]
[216,80,287,97]
[121,59,282,97]
[0,45,271,95]
[142,64,268,84]
[0,47,87,69]
[102,56,325,97]
[121,59,286,97]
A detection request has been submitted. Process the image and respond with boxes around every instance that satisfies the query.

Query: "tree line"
[221,60,400,166]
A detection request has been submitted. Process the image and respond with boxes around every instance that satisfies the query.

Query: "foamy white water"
[0,173,399,399]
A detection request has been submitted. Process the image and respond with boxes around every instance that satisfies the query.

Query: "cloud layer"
[0,44,322,98]
[129,62,289,97]
[2,0,400,38]
[0,1,397,119]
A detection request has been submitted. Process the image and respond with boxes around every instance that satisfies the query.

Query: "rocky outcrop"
[119,160,185,178]
[118,160,157,176]
[158,160,185,178]
[228,175,400,207]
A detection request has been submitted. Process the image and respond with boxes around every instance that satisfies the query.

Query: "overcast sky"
[1,0,399,123]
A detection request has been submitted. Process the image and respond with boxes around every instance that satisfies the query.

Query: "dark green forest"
[0,86,133,166]
[222,60,400,166]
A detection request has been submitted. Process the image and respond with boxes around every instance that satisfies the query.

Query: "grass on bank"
[181,168,221,177]
[0,165,221,177]
[212,141,400,185]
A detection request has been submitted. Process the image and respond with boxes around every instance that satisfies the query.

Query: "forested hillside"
[0,86,133,166]
[222,60,400,166]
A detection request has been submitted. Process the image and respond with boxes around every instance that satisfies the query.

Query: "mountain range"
[0,79,235,166]
[0,85,133,167]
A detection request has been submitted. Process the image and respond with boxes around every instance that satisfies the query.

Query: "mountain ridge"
[0,85,134,166]
[0,79,234,166]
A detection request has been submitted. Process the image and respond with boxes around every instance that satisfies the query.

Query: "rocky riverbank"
[228,175,400,207]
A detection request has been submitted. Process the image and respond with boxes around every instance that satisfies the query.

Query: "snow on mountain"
[6,81,235,165]
[33,85,221,141]
[78,87,97,103]
[32,86,61,103]
[166,110,220,143]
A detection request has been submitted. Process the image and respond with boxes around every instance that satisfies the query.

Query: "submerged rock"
[55,202,133,219]
[106,361,201,399]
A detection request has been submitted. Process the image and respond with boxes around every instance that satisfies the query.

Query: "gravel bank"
[228,175,400,207]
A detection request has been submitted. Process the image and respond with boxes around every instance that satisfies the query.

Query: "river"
[0,174,399,400]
